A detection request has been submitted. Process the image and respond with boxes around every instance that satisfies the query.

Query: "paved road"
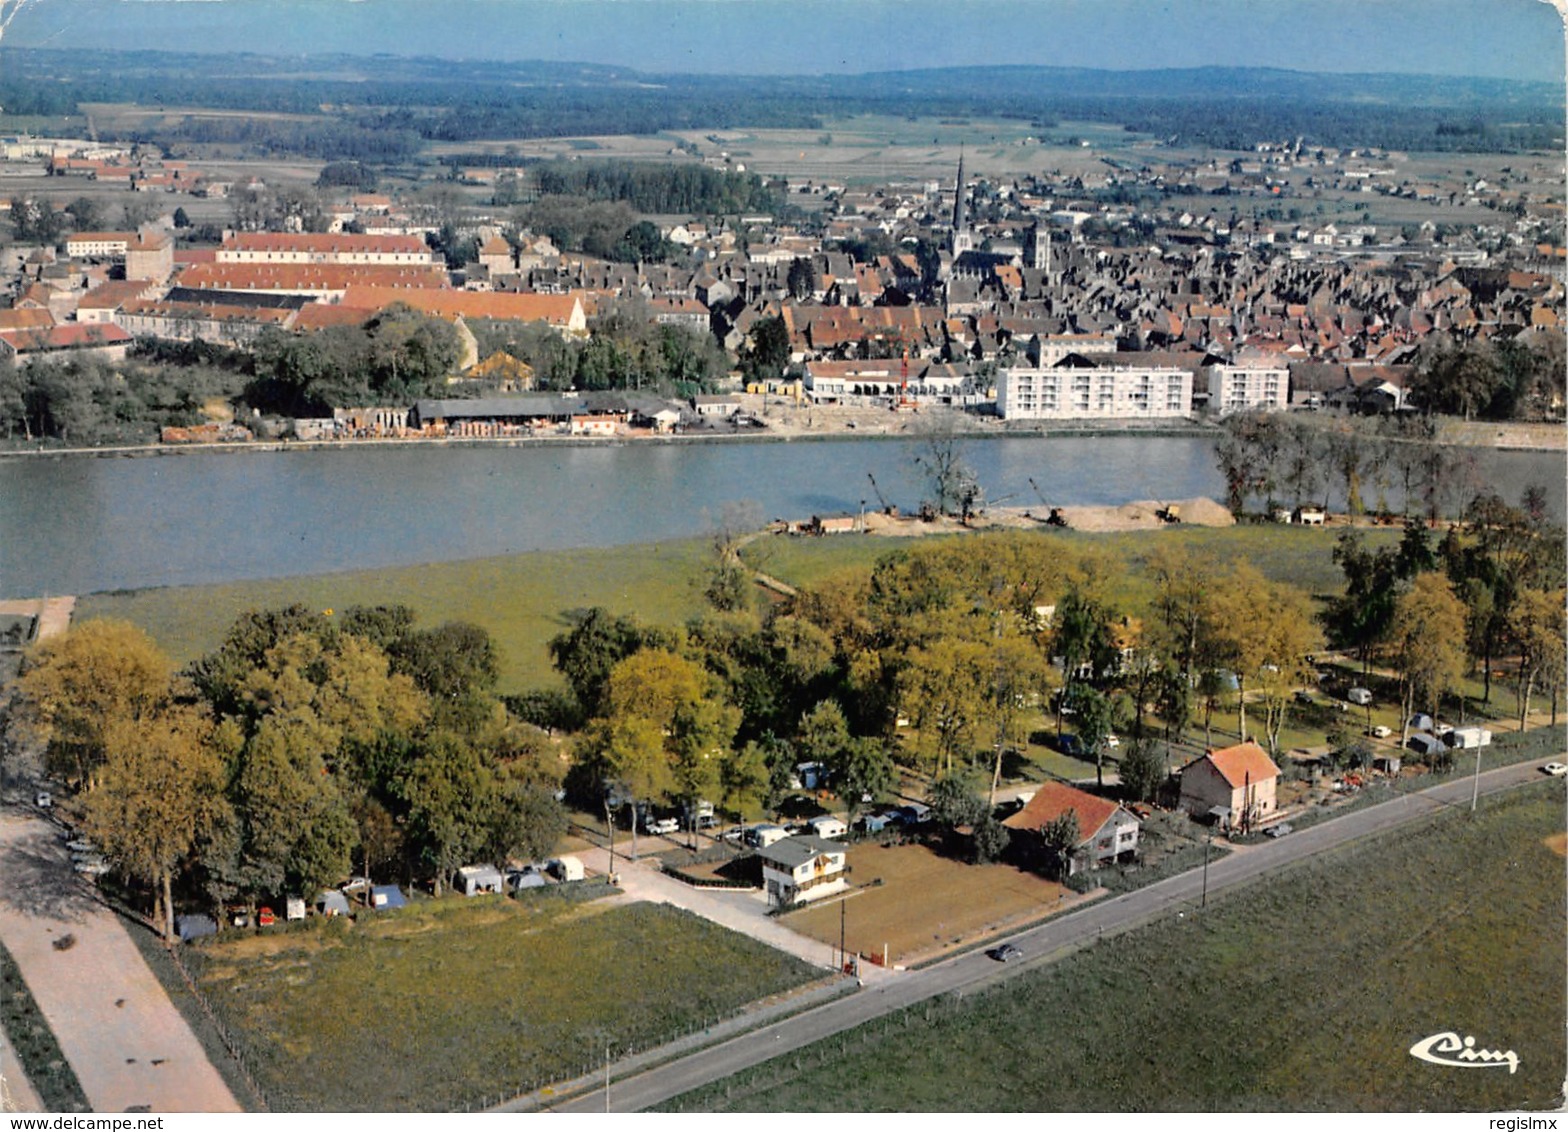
[547,758,1560,1112]
[0,812,242,1113]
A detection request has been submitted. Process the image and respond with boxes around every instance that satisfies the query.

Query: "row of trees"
[246,305,464,415]
[13,607,565,939]
[0,354,241,445]
[1409,335,1565,422]
[1215,412,1479,520]
[468,300,729,397]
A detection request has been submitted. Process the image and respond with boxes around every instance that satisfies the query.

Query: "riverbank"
[0,406,1561,461]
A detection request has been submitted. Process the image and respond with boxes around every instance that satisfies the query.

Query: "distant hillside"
[0,49,1560,157]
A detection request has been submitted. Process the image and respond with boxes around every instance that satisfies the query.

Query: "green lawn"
[77,539,714,693]
[661,781,1567,1112]
[181,893,819,1112]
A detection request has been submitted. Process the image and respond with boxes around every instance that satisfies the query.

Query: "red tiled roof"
[1,324,131,351]
[0,308,55,332]
[337,286,583,326]
[1001,780,1124,843]
[1195,741,1280,789]
[221,232,432,256]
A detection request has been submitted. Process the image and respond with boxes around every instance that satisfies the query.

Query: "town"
[0,23,1564,1120]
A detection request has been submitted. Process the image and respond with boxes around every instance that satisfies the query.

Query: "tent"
[370,885,407,909]
[176,914,217,942]
[315,890,352,917]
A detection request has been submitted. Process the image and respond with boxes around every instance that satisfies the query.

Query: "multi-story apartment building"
[996,353,1196,420]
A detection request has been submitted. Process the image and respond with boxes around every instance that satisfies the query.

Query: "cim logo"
[1409,1031,1520,1074]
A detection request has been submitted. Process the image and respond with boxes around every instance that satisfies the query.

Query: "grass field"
[782,842,1074,967]
[181,893,819,1112]
[77,538,714,693]
[662,780,1567,1112]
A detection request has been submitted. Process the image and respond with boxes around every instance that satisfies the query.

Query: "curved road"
[537,758,1562,1112]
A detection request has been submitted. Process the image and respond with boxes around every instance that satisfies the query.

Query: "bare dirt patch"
[782,841,1083,966]
[1545,832,1566,858]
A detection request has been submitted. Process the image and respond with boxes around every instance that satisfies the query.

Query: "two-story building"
[1001,780,1141,875]
[1178,740,1281,830]
[756,835,847,907]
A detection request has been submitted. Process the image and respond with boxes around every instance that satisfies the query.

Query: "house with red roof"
[1001,780,1140,876]
[1178,741,1281,830]
[0,323,131,368]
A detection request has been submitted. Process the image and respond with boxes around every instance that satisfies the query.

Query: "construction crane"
[866,472,897,516]
[1028,477,1068,528]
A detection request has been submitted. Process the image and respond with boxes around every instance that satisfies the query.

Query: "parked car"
[1367,725,1392,739]
[1541,763,1567,778]
[1263,823,1294,839]
[1104,733,1120,749]
[34,791,52,810]
[72,857,110,877]
[986,943,1024,962]
[1293,690,1314,706]
[647,817,680,836]
[1347,687,1373,706]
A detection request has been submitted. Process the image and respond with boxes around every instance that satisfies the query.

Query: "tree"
[739,315,790,385]
[786,257,818,301]
[1507,587,1566,730]
[928,771,987,830]
[82,707,232,940]
[1389,574,1468,746]
[1118,739,1165,804]
[1071,685,1116,789]
[398,731,495,894]
[1038,810,1080,880]
[913,418,981,520]
[828,737,894,823]
[548,608,675,719]
[971,815,1011,864]
[15,620,173,790]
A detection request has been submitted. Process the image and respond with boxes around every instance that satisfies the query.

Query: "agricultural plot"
[180,895,819,1112]
[665,781,1567,1112]
[782,841,1074,967]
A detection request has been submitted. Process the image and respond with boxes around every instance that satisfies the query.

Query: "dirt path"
[0,813,241,1113]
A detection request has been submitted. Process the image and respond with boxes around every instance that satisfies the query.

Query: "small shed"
[370,885,407,909]
[454,864,505,896]
[176,914,218,942]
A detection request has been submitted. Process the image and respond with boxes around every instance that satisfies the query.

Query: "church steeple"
[950,150,973,255]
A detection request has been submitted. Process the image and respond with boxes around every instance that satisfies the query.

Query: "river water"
[0,435,1562,598]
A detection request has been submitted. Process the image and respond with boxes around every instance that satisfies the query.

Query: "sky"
[3,0,1565,83]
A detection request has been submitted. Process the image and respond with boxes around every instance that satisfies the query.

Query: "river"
[0,435,1562,598]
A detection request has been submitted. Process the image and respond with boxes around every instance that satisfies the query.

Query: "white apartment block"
[1205,357,1289,415]
[997,359,1193,420]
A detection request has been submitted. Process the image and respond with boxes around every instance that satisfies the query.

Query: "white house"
[1000,780,1140,874]
[756,835,847,907]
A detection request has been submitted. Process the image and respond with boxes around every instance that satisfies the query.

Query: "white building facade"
[997,360,1193,420]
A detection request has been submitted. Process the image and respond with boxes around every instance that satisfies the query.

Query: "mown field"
[662,781,1567,1112]
[181,893,819,1112]
[77,538,714,693]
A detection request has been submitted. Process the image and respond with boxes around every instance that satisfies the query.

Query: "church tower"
[950,152,974,256]
[1029,223,1051,274]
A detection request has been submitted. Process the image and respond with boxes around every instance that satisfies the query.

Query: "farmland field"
[180,894,820,1112]
[782,841,1075,967]
[662,781,1567,1112]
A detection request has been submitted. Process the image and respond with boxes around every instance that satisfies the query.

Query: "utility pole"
[1470,744,1483,813]
[1201,827,1212,908]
